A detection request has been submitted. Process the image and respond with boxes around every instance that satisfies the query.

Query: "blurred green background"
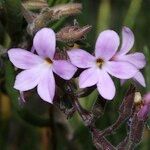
[0,0,150,149]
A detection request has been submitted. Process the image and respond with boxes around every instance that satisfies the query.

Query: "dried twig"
[98,85,136,137]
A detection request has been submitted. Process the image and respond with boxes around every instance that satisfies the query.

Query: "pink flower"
[68,30,138,100]
[8,28,77,103]
[112,27,146,87]
[137,93,150,121]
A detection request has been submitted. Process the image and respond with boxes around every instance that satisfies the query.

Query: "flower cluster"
[8,27,146,103]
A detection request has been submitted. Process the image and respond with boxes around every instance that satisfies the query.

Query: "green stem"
[48,0,55,6]
[143,46,150,91]
[123,0,143,28]
[128,141,136,150]
[51,17,67,31]
[96,0,111,35]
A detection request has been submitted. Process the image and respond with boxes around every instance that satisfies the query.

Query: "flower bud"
[22,0,48,10]
[27,3,82,35]
[137,92,150,121]
[137,105,150,121]
[143,92,150,105]
[49,3,82,20]
[56,25,92,42]
[134,92,142,105]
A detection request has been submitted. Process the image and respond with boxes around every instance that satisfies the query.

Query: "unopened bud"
[143,92,150,105]
[56,25,92,42]
[50,3,82,19]
[21,5,38,24]
[22,0,48,10]
[27,3,82,35]
[137,92,150,121]
[137,105,150,121]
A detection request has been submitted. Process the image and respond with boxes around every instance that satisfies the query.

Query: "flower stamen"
[45,58,53,64]
[96,58,104,68]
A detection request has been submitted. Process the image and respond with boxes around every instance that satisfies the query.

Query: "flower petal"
[97,71,116,100]
[117,52,146,69]
[95,30,120,60]
[53,60,77,80]
[8,48,44,69]
[133,71,146,87]
[79,67,99,88]
[33,28,56,59]
[14,65,47,91]
[37,69,55,103]
[118,26,134,55]
[105,61,138,79]
[67,49,96,68]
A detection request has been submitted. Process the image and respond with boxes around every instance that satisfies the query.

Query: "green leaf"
[123,0,143,28]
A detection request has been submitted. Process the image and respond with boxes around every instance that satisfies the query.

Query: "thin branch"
[98,85,136,137]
